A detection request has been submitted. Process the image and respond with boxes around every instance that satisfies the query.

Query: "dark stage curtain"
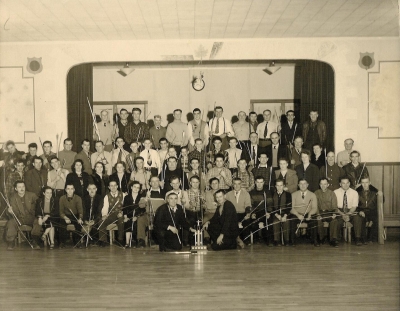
[67,63,93,152]
[294,60,335,151]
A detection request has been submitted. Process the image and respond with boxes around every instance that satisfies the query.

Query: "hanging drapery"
[67,63,93,152]
[294,60,335,152]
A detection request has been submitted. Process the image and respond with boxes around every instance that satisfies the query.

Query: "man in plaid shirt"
[179,146,190,173]
[6,159,25,197]
[124,108,150,145]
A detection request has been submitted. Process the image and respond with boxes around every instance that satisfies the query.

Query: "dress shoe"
[138,239,146,248]
[31,240,41,250]
[313,240,320,247]
[330,239,339,248]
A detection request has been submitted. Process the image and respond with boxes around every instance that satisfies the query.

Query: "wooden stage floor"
[0,240,399,311]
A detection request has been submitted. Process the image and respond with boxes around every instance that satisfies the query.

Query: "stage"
[0,240,399,311]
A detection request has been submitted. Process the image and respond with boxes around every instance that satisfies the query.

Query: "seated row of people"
[4,170,379,252]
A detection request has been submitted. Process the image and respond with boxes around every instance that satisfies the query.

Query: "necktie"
[263,122,268,138]
[274,145,276,149]
[301,192,305,199]
[252,146,256,163]
[104,123,106,127]
[147,150,152,165]
[117,149,122,163]
[215,118,220,134]
[193,170,198,176]
[297,149,300,155]
[235,191,239,203]
[156,127,159,130]
[343,191,348,212]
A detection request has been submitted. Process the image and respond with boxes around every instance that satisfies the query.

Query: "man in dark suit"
[272,179,292,246]
[82,183,104,246]
[5,180,41,250]
[74,139,93,175]
[203,189,239,251]
[241,132,265,170]
[24,156,48,197]
[280,110,301,147]
[265,132,288,169]
[154,192,194,251]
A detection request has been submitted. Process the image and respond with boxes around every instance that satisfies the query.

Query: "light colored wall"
[0,37,399,162]
[93,66,295,125]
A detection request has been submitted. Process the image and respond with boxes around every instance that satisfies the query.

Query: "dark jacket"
[91,173,110,196]
[265,144,289,167]
[271,190,292,216]
[35,197,57,218]
[281,121,301,146]
[109,172,131,194]
[302,119,326,147]
[241,143,266,167]
[209,200,238,239]
[65,172,93,198]
[154,203,189,231]
[24,168,48,196]
[83,194,104,222]
[356,185,380,213]
[295,163,320,192]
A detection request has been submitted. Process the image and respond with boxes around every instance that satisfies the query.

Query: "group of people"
[0,106,378,252]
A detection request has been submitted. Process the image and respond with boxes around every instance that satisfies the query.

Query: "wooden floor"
[0,239,399,311]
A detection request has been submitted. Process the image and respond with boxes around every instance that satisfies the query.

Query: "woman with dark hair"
[66,159,93,197]
[123,180,148,248]
[109,161,130,195]
[91,161,109,196]
[130,156,151,193]
[35,186,56,249]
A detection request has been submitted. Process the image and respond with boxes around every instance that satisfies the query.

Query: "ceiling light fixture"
[118,63,135,76]
[263,61,281,75]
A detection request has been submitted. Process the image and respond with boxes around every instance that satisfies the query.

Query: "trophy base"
[190,245,208,253]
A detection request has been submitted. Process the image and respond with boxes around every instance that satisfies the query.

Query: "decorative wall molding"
[0,67,35,144]
[368,61,400,139]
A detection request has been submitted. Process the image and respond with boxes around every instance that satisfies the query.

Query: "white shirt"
[334,187,359,210]
[140,149,161,174]
[111,148,128,167]
[256,121,278,139]
[208,117,234,136]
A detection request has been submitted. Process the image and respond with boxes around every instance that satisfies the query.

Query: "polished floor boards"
[0,240,399,311]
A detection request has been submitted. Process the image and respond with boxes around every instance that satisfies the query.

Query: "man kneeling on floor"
[203,189,239,251]
[154,192,195,252]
